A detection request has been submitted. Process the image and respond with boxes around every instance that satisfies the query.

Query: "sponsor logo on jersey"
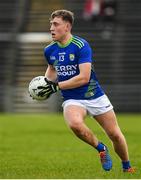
[55,64,77,76]
[69,54,75,61]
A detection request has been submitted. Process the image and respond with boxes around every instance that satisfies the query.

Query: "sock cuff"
[96,142,106,152]
[122,161,131,169]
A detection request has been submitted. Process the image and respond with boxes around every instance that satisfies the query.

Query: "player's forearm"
[45,66,57,82]
[58,74,89,90]
[45,72,57,82]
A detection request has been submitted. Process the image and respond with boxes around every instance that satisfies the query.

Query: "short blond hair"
[50,9,74,25]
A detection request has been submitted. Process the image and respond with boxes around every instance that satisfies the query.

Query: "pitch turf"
[0,113,140,178]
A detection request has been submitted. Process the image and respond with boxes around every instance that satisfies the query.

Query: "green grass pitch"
[0,113,140,178]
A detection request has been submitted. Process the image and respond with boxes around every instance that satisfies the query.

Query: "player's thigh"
[63,105,87,126]
[93,109,121,135]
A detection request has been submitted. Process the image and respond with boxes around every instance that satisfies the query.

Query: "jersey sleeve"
[44,47,52,65]
[78,42,95,64]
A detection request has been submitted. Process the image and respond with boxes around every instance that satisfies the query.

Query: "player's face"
[50,17,70,43]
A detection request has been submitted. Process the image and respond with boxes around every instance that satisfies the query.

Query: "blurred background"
[0,0,141,113]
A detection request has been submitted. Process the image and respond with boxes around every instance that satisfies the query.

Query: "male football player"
[40,9,134,172]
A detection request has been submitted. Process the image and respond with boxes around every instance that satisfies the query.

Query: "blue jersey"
[44,35,104,100]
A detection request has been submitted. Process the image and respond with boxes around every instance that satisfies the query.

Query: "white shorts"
[62,95,113,116]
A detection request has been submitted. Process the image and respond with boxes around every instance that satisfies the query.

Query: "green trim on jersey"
[45,36,85,49]
[57,36,73,48]
[72,36,84,49]
[45,41,56,48]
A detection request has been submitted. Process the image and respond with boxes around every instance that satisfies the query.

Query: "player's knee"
[108,130,121,142]
[69,120,82,132]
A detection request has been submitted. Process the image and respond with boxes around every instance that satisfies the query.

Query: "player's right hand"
[37,78,58,98]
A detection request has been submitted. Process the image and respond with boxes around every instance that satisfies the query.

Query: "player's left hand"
[37,78,59,98]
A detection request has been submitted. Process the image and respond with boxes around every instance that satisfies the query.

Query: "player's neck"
[58,33,72,46]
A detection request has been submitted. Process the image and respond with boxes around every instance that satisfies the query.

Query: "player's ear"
[66,22,71,31]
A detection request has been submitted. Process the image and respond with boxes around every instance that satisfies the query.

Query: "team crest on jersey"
[69,54,75,61]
